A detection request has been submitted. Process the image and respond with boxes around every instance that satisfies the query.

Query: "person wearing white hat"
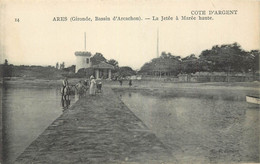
[89,75,96,95]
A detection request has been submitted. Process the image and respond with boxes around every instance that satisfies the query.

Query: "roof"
[92,62,114,69]
[75,51,92,57]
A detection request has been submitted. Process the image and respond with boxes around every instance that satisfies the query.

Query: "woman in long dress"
[89,76,96,95]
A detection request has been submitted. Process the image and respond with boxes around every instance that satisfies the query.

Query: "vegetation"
[76,67,94,78]
[107,59,119,68]
[1,52,136,79]
[139,43,260,77]
[114,66,136,78]
[140,52,181,76]
[1,64,64,79]
[2,59,13,77]
[63,65,75,73]
[3,42,258,80]
[90,53,107,65]
[181,54,200,74]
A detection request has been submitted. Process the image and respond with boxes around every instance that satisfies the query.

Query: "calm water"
[120,92,259,163]
[2,87,78,164]
[2,87,259,163]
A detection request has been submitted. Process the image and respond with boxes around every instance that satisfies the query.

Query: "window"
[86,58,89,64]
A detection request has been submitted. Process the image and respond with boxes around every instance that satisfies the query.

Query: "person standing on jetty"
[63,77,69,87]
[83,79,89,87]
[75,80,84,96]
[129,79,132,87]
[89,75,96,96]
[62,77,69,94]
[119,77,123,86]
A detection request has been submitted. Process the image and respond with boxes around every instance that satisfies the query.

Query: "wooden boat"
[246,95,260,105]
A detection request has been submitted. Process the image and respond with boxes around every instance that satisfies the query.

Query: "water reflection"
[61,98,70,110]
[2,87,77,164]
[120,92,259,163]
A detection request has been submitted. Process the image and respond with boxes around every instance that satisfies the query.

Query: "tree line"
[1,53,136,79]
[139,43,259,76]
[2,42,258,79]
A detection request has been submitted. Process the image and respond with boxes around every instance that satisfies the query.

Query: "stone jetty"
[15,87,173,163]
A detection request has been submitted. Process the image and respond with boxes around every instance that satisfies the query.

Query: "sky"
[1,0,259,69]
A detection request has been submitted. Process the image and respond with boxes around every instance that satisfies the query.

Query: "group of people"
[62,75,133,99]
[89,75,99,95]
[118,78,132,87]
[62,75,100,98]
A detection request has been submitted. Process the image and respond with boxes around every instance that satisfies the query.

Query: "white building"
[75,51,91,72]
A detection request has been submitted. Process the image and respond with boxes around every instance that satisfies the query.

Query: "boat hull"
[246,96,260,105]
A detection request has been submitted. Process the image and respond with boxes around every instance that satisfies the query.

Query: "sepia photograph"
[0,0,259,163]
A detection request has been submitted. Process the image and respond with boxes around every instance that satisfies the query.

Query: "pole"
[157,28,159,58]
[84,32,86,51]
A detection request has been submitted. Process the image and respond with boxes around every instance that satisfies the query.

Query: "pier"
[15,87,173,163]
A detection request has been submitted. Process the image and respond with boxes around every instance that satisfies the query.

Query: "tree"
[160,52,181,61]
[117,66,136,77]
[3,59,12,77]
[56,62,59,69]
[77,67,94,78]
[253,51,260,73]
[139,52,181,76]
[91,53,107,65]
[139,62,153,74]
[181,54,199,74]
[107,59,119,68]
[246,50,260,74]
[63,65,75,72]
[4,59,8,65]
[198,43,251,81]
[199,43,247,72]
[60,62,65,69]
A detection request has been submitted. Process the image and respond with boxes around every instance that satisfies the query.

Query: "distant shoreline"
[3,77,259,101]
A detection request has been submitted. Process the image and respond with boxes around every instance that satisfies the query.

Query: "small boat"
[246,95,260,105]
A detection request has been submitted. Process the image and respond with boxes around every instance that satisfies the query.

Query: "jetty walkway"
[15,87,173,163]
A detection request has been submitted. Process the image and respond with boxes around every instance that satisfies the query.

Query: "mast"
[157,28,159,58]
[84,32,86,51]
